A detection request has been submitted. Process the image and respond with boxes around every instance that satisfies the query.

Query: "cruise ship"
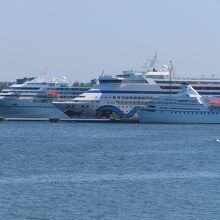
[0,76,90,118]
[53,54,220,119]
[137,84,220,123]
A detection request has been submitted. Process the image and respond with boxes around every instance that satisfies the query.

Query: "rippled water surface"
[1,122,220,219]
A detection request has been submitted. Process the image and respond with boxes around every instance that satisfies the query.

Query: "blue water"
[1,122,220,219]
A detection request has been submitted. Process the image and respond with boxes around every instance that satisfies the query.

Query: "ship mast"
[169,61,173,95]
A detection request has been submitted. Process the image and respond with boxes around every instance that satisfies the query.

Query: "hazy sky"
[0,0,220,82]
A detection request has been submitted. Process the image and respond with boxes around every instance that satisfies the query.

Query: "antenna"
[143,53,158,72]
[97,70,105,80]
[169,60,173,95]
[40,66,48,78]
[169,60,175,78]
[149,52,158,69]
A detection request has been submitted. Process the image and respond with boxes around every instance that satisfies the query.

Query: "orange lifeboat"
[48,90,59,97]
[208,99,220,106]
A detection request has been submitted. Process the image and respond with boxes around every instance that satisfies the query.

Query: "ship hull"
[53,101,140,119]
[138,110,220,123]
[0,99,68,118]
[53,102,106,118]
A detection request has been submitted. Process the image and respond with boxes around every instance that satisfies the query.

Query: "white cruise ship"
[137,84,220,123]
[0,76,90,118]
[53,54,220,119]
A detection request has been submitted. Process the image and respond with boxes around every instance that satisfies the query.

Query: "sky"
[0,0,220,82]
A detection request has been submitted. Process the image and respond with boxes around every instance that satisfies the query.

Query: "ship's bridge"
[145,65,170,79]
[98,70,148,84]
[98,75,123,84]
[145,71,169,79]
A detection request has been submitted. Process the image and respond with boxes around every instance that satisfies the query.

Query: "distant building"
[72,80,91,87]
[0,77,36,91]
[91,78,98,86]
[0,81,14,91]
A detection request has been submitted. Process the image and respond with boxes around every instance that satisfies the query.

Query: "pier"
[0,117,139,123]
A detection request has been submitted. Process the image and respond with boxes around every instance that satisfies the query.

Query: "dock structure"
[0,117,139,123]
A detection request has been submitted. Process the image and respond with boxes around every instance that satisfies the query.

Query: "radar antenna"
[169,60,175,78]
[97,70,105,80]
[143,52,158,71]
[169,60,173,95]
[149,52,158,69]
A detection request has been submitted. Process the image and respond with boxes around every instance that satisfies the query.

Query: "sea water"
[0,122,220,219]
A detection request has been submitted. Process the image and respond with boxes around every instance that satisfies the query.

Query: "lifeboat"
[48,90,59,97]
[208,99,220,106]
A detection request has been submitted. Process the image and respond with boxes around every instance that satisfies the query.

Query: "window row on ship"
[46,88,89,91]
[114,101,146,105]
[156,81,220,85]
[8,91,82,96]
[8,87,88,91]
[100,96,153,100]
[77,95,153,100]
[155,102,200,106]
[160,86,220,90]
[80,104,142,110]
[157,107,203,110]
[157,110,219,115]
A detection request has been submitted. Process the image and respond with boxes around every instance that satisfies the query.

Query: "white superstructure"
[138,85,220,123]
[53,54,220,119]
[0,76,90,118]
